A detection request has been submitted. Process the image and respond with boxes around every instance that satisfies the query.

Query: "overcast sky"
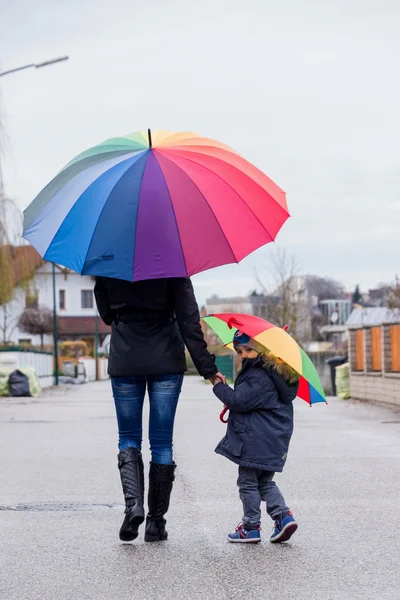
[1,0,399,307]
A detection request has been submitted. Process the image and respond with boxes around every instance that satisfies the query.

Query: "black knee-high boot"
[144,462,176,542]
[118,447,145,542]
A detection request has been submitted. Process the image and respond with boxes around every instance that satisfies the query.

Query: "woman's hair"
[260,351,300,385]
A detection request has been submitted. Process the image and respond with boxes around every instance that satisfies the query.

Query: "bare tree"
[256,248,305,340]
[0,93,25,335]
[388,276,400,310]
[0,302,19,345]
[18,307,53,350]
[305,275,344,300]
[255,249,346,343]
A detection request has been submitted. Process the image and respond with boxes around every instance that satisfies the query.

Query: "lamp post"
[0,55,69,385]
[95,310,99,381]
[52,264,59,385]
[0,56,69,78]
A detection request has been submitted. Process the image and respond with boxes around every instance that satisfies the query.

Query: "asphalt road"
[1,378,400,600]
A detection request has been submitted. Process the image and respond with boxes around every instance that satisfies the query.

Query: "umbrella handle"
[220,405,229,423]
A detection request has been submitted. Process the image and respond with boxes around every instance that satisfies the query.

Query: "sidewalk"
[1,378,400,600]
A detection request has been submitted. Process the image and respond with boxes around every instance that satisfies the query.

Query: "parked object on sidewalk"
[0,366,41,397]
[326,355,347,396]
[0,349,53,390]
[23,130,289,282]
[203,313,326,405]
[22,367,41,397]
[335,363,350,400]
[0,369,10,397]
[9,370,31,397]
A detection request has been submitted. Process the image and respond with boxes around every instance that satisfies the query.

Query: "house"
[0,246,110,351]
[347,307,400,407]
[318,298,353,349]
[205,276,350,345]
[206,294,254,315]
[365,286,392,307]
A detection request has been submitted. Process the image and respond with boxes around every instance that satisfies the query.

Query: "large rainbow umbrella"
[203,313,327,405]
[23,130,289,282]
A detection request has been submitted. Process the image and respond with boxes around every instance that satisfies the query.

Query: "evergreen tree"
[352,285,362,305]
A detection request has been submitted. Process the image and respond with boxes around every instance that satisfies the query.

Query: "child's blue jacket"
[213,356,298,472]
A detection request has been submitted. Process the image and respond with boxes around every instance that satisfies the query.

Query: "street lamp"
[0,55,69,385]
[0,56,69,78]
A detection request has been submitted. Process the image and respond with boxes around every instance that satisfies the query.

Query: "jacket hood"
[239,355,298,404]
[266,368,298,404]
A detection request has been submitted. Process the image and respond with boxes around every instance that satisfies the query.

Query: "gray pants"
[238,466,289,528]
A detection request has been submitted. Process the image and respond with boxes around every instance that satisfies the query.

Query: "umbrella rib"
[130,154,153,281]
[160,149,289,242]
[153,151,239,264]
[151,152,189,277]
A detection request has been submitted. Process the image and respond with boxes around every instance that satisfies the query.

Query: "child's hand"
[209,372,226,385]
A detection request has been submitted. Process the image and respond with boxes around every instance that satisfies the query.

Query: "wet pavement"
[1,378,400,600]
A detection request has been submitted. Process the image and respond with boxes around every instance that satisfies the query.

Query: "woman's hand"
[209,372,226,385]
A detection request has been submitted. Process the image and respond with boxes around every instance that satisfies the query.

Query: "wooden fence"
[391,325,400,372]
[353,324,400,373]
[356,330,364,371]
[371,327,382,371]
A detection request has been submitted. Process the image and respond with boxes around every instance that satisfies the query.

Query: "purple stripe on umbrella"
[133,152,187,281]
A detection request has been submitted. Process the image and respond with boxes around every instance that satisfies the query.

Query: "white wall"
[206,301,253,315]
[35,263,97,317]
[2,262,97,346]
[0,286,26,344]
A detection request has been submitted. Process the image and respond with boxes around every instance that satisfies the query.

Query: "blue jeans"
[238,467,289,527]
[111,374,184,465]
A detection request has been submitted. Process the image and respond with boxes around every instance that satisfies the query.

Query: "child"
[213,330,300,544]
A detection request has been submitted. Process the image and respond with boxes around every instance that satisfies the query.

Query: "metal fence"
[0,349,54,388]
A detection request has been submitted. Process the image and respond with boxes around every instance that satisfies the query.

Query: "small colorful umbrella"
[203,313,327,405]
[23,130,289,282]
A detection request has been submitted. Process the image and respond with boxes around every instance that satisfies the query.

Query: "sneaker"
[227,522,261,543]
[270,512,298,543]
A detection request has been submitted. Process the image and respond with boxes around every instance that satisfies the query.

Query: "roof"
[58,316,111,335]
[207,295,251,304]
[346,307,400,328]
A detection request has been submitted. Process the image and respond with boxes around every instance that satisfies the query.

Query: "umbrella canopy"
[23,130,289,282]
[203,313,327,405]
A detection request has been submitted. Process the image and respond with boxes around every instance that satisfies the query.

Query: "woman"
[94,276,223,543]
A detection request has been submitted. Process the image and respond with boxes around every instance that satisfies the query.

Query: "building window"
[59,289,66,310]
[25,289,39,309]
[81,289,93,309]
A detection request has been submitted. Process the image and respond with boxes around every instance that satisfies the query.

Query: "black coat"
[213,356,298,472]
[94,276,217,379]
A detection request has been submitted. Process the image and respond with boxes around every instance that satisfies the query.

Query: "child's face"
[235,345,259,361]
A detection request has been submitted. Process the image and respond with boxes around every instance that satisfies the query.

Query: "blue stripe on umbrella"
[24,152,139,257]
[82,151,149,281]
[309,384,326,404]
[44,151,147,274]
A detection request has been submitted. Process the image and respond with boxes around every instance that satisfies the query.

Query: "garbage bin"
[215,355,234,382]
[326,356,348,396]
